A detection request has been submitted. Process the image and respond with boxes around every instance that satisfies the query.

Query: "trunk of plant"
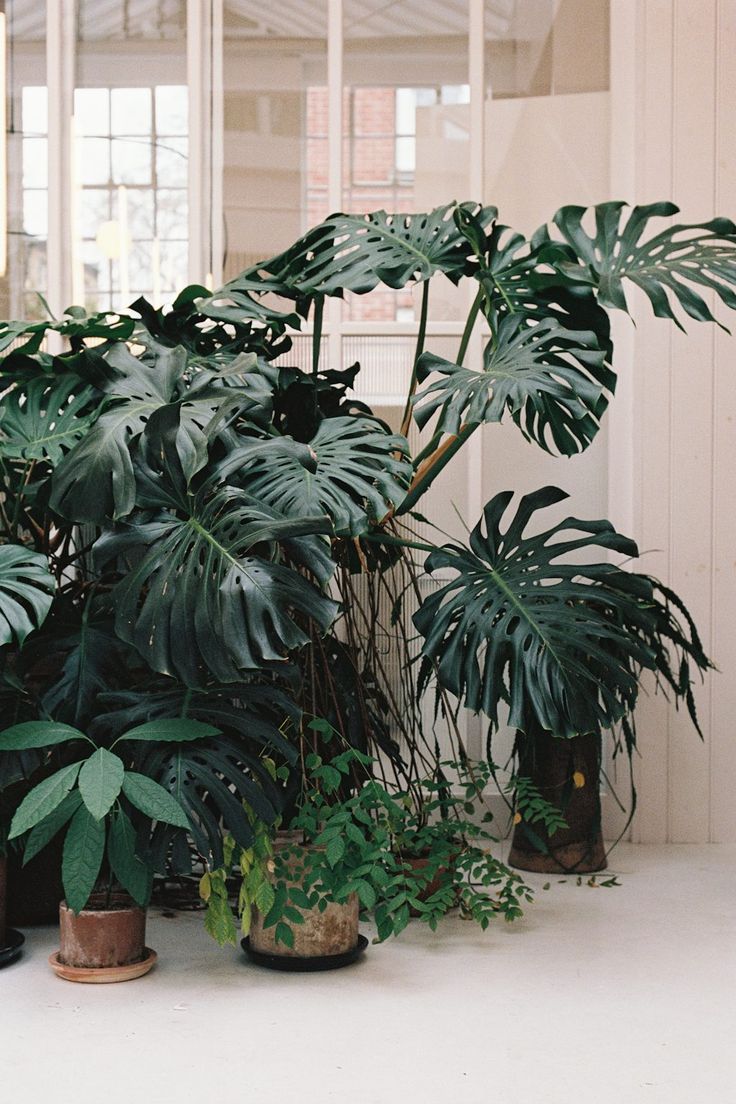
[508,730,607,874]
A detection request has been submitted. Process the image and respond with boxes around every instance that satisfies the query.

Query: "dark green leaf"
[107,807,152,906]
[9,762,83,838]
[0,546,56,648]
[122,771,191,828]
[23,790,83,866]
[118,719,220,743]
[62,803,106,912]
[0,720,85,751]
[79,748,125,820]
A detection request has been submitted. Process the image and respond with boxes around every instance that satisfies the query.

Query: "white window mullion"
[187,0,215,286]
[46,0,75,325]
[327,0,343,371]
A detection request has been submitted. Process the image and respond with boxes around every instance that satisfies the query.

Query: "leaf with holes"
[94,486,337,685]
[549,201,736,329]
[415,486,711,738]
[244,202,497,296]
[413,316,613,455]
[230,417,411,537]
[0,376,98,466]
[0,546,55,648]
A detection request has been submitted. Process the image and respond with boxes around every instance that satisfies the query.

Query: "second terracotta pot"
[59,896,146,970]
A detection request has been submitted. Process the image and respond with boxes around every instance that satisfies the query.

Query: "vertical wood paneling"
[667,0,717,841]
[711,0,736,841]
[630,0,674,844]
[621,0,736,842]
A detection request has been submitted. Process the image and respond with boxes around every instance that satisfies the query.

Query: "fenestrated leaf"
[107,807,152,907]
[415,486,711,739]
[0,545,55,648]
[118,719,220,743]
[94,487,338,685]
[40,615,129,730]
[9,762,83,838]
[49,341,186,522]
[0,720,86,751]
[549,201,736,329]
[0,376,97,465]
[413,316,613,455]
[62,803,106,913]
[23,790,83,866]
[247,202,497,296]
[122,771,191,828]
[229,417,411,536]
[78,748,125,820]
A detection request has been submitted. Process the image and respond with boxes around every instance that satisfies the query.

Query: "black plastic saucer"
[0,929,25,968]
[241,934,368,972]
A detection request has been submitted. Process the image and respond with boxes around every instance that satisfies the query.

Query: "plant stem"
[311,294,324,423]
[399,280,430,439]
[456,285,484,367]
[396,423,477,516]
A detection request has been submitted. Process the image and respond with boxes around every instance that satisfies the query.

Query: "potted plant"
[200,721,534,969]
[1,196,731,887]
[0,716,218,982]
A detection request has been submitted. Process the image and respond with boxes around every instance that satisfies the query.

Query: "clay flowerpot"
[250,836,359,961]
[49,895,156,983]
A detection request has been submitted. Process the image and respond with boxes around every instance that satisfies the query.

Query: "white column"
[46,0,75,323]
[327,0,343,371]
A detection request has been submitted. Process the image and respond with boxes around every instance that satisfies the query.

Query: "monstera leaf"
[0,545,55,647]
[223,417,411,536]
[414,487,710,739]
[549,201,736,328]
[0,376,98,466]
[49,342,188,522]
[94,488,338,685]
[244,202,497,297]
[413,316,613,455]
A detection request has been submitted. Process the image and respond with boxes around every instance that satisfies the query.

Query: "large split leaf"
[246,202,497,296]
[413,316,613,455]
[0,376,97,465]
[549,201,736,328]
[0,545,55,647]
[49,342,186,521]
[226,417,411,536]
[94,488,338,685]
[415,487,710,739]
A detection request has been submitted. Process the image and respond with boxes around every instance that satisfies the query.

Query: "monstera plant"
[0,199,730,893]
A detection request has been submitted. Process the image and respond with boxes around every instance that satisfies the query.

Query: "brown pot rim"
[60,897,146,919]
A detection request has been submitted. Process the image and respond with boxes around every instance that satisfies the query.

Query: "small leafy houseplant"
[201,723,534,967]
[0,717,217,978]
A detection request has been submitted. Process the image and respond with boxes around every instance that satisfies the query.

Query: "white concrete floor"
[1,843,734,1104]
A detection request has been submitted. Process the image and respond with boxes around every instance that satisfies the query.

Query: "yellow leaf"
[199,871,212,902]
[572,771,586,789]
[513,812,522,825]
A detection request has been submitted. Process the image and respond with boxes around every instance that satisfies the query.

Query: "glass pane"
[7,49,49,316]
[155,86,189,135]
[111,88,152,136]
[74,88,110,136]
[342,0,470,322]
[222,2,328,280]
[75,1,188,310]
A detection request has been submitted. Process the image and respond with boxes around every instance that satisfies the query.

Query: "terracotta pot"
[508,730,607,874]
[250,836,359,958]
[0,855,7,947]
[59,896,146,969]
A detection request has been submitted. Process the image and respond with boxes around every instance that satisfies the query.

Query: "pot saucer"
[0,929,25,969]
[48,946,157,983]
[241,934,368,972]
